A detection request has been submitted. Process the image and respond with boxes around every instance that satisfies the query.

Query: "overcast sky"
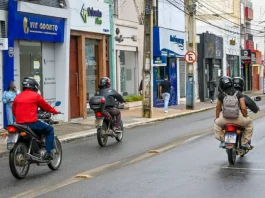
[252,0,265,56]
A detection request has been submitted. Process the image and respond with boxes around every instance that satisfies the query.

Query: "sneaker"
[242,143,251,149]
[219,142,226,148]
[44,153,53,161]
[211,100,213,103]
[164,110,168,113]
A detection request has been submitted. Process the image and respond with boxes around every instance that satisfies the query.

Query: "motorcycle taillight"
[225,125,236,132]
[95,112,102,117]
[6,126,17,133]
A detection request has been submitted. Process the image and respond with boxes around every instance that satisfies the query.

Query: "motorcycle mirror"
[254,96,261,102]
[55,101,62,107]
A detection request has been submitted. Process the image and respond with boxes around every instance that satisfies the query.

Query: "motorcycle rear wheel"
[9,142,30,179]
[115,120,124,142]
[97,124,108,147]
[227,148,236,164]
[48,137,62,171]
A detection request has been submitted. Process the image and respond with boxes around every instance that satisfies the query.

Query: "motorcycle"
[89,96,124,147]
[223,96,261,164]
[223,124,253,164]
[2,101,63,179]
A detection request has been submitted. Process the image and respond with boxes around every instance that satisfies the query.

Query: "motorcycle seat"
[13,124,38,138]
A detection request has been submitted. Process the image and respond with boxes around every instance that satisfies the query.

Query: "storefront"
[3,0,70,126]
[115,23,144,95]
[241,49,252,91]
[68,0,110,119]
[251,50,262,91]
[226,55,240,77]
[152,27,185,107]
[0,11,8,129]
[197,32,224,102]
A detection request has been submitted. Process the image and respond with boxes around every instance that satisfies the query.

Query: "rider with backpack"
[214,76,253,149]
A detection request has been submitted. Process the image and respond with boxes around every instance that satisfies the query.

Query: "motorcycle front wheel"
[48,137,62,171]
[227,148,236,164]
[9,142,30,179]
[97,123,108,147]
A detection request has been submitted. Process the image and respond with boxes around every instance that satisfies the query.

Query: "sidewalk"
[0,91,264,157]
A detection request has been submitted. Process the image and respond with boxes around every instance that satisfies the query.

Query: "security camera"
[59,1,64,8]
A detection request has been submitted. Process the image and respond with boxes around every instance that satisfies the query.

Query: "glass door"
[19,41,42,94]
[85,39,99,102]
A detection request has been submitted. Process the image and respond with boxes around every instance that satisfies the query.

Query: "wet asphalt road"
[0,100,265,198]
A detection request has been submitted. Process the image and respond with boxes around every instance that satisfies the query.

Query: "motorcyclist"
[214,76,253,148]
[96,77,125,132]
[12,77,59,160]
[233,77,259,113]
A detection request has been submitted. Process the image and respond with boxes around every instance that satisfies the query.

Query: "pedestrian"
[2,81,20,124]
[160,75,172,113]
[139,79,143,95]
[207,77,217,103]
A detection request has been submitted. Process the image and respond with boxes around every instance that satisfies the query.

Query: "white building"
[113,0,144,95]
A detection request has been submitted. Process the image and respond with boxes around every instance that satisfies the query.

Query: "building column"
[116,50,121,93]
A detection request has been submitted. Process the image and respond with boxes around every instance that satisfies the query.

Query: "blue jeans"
[26,120,55,154]
[6,105,15,125]
[162,93,170,112]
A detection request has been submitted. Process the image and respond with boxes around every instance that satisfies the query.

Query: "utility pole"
[142,0,155,118]
[185,0,196,109]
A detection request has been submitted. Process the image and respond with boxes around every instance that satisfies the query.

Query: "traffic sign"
[185,51,197,64]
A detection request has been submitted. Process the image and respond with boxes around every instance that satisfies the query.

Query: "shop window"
[227,55,239,78]
[85,39,99,101]
[120,51,136,95]
[19,41,43,95]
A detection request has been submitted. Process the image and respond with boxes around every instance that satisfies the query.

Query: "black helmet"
[232,77,244,92]
[219,76,233,91]
[99,77,111,89]
[22,77,39,92]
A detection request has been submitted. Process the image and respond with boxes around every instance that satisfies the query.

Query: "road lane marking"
[221,167,265,171]
[11,161,120,198]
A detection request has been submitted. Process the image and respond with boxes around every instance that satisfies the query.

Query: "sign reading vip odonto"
[185,51,197,64]
[11,12,65,43]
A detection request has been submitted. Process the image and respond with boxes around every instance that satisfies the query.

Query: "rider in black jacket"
[96,77,125,132]
[232,77,259,113]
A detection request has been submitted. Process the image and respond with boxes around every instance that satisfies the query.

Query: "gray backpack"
[222,91,239,118]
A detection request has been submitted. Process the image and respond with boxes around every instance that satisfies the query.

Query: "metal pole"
[185,0,196,109]
[142,0,155,118]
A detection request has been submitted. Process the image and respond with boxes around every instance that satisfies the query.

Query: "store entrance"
[85,39,99,103]
[19,41,43,94]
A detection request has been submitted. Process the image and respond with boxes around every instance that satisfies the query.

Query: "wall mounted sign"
[10,12,65,42]
[80,4,102,25]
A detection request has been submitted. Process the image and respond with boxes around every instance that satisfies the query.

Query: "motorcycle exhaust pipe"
[238,149,245,156]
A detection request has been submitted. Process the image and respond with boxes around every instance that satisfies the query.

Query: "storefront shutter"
[0,0,8,10]
[179,59,186,98]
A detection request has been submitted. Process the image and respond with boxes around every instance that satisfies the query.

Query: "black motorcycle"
[4,101,63,179]
[89,96,124,147]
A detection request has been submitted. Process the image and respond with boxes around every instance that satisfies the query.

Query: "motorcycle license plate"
[5,134,18,150]
[95,119,103,128]
[224,133,237,143]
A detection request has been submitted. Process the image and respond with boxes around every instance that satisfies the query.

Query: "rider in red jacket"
[12,77,59,160]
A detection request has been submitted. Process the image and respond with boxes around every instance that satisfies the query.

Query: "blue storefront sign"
[152,27,185,108]
[12,13,65,42]
[3,0,65,126]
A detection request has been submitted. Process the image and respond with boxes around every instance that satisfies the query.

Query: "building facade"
[197,32,224,102]
[240,0,254,91]
[113,0,144,96]
[0,0,8,129]
[153,0,186,107]
[3,0,70,126]
[68,0,111,120]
